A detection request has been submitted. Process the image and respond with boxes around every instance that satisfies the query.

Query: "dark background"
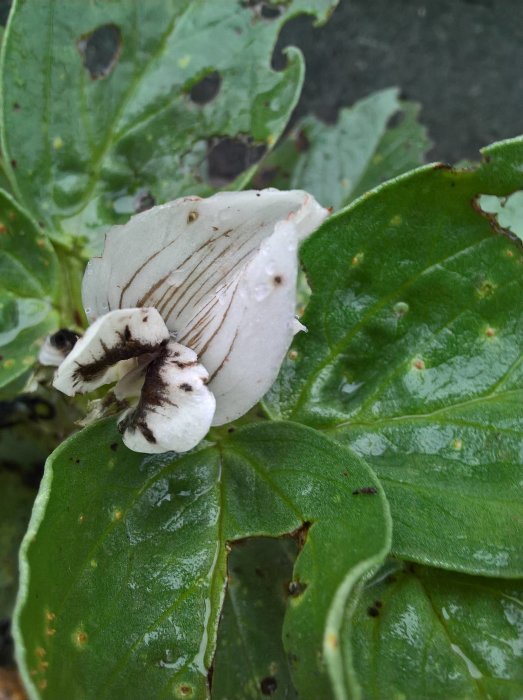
[278,0,523,162]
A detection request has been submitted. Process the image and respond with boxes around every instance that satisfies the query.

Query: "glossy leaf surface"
[212,537,298,700]
[1,0,336,254]
[255,88,430,210]
[348,561,523,700]
[267,137,523,576]
[15,419,390,700]
[0,191,58,395]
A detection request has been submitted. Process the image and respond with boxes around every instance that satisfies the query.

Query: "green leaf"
[0,190,58,395]
[14,419,390,700]
[212,537,298,700]
[348,561,523,700]
[0,471,35,621]
[1,0,337,255]
[254,88,430,210]
[266,136,523,577]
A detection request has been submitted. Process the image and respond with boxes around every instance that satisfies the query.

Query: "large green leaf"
[266,136,523,577]
[1,0,336,255]
[212,537,298,700]
[254,88,430,210]
[0,471,35,621]
[348,561,523,700]
[14,419,390,700]
[0,190,58,395]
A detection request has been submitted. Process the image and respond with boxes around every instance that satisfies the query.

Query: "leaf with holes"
[14,419,390,700]
[0,190,59,396]
[211,537,299,700]
[266,136,523,577]
[254,88,430,210]
[1,0,337,255]
[347,561,523,700]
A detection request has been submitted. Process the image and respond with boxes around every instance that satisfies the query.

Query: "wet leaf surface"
[14,419,390,700]
[266,137,523,576]
[1,0,336,255]
[212,537,298,700]
[0,191,58,396]
[255,88,430,209]
[348,561,523,700]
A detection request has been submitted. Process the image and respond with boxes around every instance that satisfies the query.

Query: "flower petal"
[82,189,328,328]
[38,329,80,367]
[118,341,216,454]
[191,219,303,425]
[53,308,169,396]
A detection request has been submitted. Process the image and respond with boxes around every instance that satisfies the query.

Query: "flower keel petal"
[118,341,216,454]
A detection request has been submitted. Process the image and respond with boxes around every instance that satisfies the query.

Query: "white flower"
[45,189,328,453]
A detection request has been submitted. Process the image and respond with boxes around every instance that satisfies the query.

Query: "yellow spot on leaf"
[113,509,123,522]
[412,358,425,370]
[3,359,15,369]
[453,438,463,450]
[390,214,402,226]
[485,327,496,338]
[22,356,35,366]
[78,514,86,524]
[178,55,191,68]
[288,350,298,360]
[53,136,64,150]
[35,647,46,659]
[72,628,88,649]
[351,252,364,266]
[326,632,339,649]
[0,222,6,234]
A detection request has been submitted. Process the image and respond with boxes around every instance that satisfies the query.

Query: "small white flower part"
[38,329,80,367]
[52,189,328,453]
[119,341,215,454]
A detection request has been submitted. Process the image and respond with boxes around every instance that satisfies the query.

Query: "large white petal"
[82,189,328,329]
[119,341,216,454]
[53,308,169,396]
[189,219,303,425]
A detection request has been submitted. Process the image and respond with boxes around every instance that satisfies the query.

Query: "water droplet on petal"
[253,283,271,301]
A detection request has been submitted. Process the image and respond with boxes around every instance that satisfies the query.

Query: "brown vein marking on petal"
[73,326,166,385]
[161,224,259,324]
[158,236,237,320]
[166,245,252,326]
[118,344,175,445]
[208,329,240,383]
[137,230,226,308]
[198,284,242,364]
[180,277,237,349]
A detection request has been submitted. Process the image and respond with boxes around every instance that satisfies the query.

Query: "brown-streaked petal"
[193,219,304,425]
[82,189,328,329]
[53,308,169,396]
[118,341,216,454]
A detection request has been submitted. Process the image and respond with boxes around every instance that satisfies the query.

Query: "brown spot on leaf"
[352,486,378,495]
[260,676,278,695]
